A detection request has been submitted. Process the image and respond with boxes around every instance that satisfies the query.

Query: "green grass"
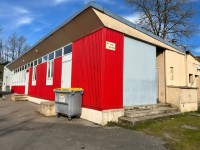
[197,107,200,113]
[107,111,200,150]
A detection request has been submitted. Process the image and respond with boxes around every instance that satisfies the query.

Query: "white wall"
[2,66,12,91]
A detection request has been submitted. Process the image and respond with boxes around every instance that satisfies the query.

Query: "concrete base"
[81,107,124,125]
[180,102,198,112]
[28,96,50,104]
[38,101,56,117]
[12,94,28,101]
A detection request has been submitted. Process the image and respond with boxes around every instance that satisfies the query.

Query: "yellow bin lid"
[54,88,83,92]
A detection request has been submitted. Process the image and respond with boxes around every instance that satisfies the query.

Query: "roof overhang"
[7,7,104,70]
[7,2,186,70]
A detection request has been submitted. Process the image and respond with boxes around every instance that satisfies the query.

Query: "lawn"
[108,108,200,150]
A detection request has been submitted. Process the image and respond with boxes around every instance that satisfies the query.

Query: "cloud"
[16,17,33,26]
[0,4,33,28]
[193,47,200,53]
[53,0,69,4]
[123,12,141,23]
[96,0,116,5]
[14,6,29,14]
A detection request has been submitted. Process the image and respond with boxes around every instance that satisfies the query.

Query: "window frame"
[63,44,72,55]
[32,66,37,86]
[46,60,54,85]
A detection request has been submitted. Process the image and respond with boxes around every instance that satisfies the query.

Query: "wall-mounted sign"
[106,41,116,51]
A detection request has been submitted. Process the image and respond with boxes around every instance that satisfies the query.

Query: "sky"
[0,0,200,55]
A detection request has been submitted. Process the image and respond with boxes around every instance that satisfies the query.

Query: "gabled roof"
[7,1,185,70]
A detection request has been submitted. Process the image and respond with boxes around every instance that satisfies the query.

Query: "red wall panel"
[28,67,36,97]
[28,57,62,101]
[101,28,124,109]
[72,29,102,109]
[11,86,25,94]
[72,28,124,110]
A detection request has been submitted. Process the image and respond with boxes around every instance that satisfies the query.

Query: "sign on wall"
[106,41,116,51]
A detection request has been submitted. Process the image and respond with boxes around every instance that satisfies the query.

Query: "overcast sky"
[0,0,199,55]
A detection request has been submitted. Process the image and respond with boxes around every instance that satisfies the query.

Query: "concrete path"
[0,98,167,150]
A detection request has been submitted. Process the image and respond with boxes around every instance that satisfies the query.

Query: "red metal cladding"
[101,28,124,110]
[72,27,124,110]
[28,57,62,100]
[11,86,25,94]
[72,29,103,110]
[28,67,36,96]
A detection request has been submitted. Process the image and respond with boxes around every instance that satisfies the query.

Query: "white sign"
[59,94,65,103]
[106,41,116,51]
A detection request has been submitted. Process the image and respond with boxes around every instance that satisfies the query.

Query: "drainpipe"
[185,53,188,87]
[164,50,167,103]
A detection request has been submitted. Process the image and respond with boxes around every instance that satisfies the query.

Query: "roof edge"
[89,2,185,53]
[8,1,186,68]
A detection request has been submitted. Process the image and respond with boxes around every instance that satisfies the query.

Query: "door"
[123,36,157,106]
[61,53,72,88]
[25,71,29,94]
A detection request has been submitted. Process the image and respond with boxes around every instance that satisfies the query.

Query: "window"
[49,52,54,60]
[31,62,33,67]
[23,70,26,81]
[47,60,54,79]
[64,44,72,55]
[43,55,48,62]
[189,74,193,83]
[55,49,62,58]
[38,58,42,64]
[170,67,174,80]
[34,60,37,66]
[32,67,37,81]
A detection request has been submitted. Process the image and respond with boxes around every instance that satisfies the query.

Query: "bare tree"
[125,0,196,45]
[0,26,2,63]
[0,39,2,63]
[4,33,29,62]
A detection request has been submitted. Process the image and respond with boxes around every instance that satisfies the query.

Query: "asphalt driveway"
[0,96,167,150]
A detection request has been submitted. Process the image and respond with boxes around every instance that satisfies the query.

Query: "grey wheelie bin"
[54,88,83,120]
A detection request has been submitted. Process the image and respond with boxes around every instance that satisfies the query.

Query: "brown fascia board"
[7,7,104,71]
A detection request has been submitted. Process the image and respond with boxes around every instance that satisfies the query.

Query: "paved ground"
[0,96,167,150]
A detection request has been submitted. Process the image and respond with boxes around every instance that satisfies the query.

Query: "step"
[38,101,56,117]
[125,107,178,118]
[157,103,171,107]
[118,112,182,126]
[124,103,171,111]
[12,94,28,101]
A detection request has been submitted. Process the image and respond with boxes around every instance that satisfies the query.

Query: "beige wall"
[156,50,166,103]
[186,54,200,87]
[166,87,198,112]
[197,77,200,104]
[165,50,186,86]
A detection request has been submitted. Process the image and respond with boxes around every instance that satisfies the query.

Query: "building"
[3,2,200,125]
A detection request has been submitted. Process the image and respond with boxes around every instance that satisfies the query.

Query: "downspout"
[164,50,167,103]
[185,53,188,87]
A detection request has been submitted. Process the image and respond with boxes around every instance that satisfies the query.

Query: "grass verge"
[108,111,200,150]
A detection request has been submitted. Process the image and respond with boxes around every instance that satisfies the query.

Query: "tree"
[0,26,3,63]
[125,0,196,45]
[4,33,29,61]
